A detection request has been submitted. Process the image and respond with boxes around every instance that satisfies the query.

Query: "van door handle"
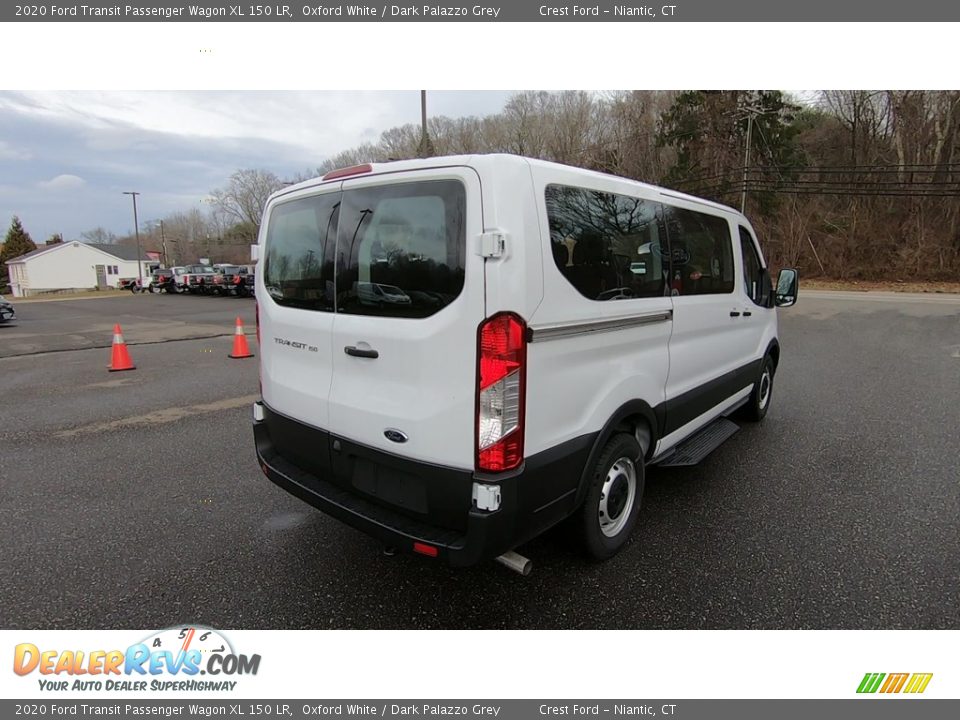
[742,310,753,317]
[344,345,379,359]
[729,310,741,317]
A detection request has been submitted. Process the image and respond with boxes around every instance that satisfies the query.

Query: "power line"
[685,183,960,199]
[674,164,960,188]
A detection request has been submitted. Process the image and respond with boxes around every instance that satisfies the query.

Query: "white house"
[6,241,155,297]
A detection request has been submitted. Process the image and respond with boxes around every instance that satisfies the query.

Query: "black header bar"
[5,1,959,22]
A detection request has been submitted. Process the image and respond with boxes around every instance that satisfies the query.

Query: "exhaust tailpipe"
[495,550,532,576]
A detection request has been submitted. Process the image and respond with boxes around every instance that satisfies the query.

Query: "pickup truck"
[119,277,146,293]
[211,265,250,296]
[180,265,216,294]
[239,269,255,297]
[149,267,184,294]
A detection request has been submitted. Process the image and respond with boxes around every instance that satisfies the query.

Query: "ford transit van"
[251,154,798,570]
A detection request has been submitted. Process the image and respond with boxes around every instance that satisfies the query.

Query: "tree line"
[4,90,958,284]
[313,90,960,280]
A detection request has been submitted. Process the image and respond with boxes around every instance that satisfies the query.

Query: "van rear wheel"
[577,433,644,560]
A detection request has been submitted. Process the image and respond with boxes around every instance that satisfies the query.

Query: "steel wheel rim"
[758,369,771,409]
[598,457,637,538]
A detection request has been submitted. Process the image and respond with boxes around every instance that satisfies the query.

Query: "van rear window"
[262,191,339,311]
[336,180,466,319]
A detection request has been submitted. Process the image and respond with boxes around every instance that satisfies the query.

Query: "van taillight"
[476,312,526,473]
[255,301,261,396]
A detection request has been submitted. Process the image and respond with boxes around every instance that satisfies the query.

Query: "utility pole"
[123,191,143,285]
[159,220,169,265]
[741,112,755,213]
[739,103,765,214]
[417,90,435,158]
[421,90,428,136]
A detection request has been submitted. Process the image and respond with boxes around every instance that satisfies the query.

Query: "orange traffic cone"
[229,316,254,359]
[108,323,136,372]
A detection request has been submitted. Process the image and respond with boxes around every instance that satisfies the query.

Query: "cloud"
[0,141,31,161]
[38,174,86,190]
[0,90,513,241]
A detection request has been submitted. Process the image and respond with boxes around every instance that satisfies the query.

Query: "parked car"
[251,155,799,571]
[0,295,15,323]
[356,281,411,306]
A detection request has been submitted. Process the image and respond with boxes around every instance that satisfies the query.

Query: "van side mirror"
[775,268,798,307]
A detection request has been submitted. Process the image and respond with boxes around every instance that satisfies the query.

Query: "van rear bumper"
[253,402,593,567]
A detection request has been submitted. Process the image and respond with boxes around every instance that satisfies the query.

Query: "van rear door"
[259,183,341,435]
[327,167,485,469]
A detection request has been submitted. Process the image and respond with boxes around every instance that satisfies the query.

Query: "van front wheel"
[742,355,774,422]
[577,433,644,560]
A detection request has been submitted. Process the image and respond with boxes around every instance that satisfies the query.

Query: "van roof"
[272,153,740,216]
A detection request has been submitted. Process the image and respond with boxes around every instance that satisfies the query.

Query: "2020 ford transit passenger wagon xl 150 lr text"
[251,154,799,573]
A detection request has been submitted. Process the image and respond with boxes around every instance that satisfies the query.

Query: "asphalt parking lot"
[1,291,958,629]
[0,292,255,358]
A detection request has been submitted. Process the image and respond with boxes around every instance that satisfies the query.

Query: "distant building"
[5,241,154,297]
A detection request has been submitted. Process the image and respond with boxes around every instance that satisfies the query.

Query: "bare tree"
[81,227,118,244]
[271,89,960,281]
[210,169,284,232]
[821,90,890,166]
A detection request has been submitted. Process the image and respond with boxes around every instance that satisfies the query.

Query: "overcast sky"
[0,91,514,243]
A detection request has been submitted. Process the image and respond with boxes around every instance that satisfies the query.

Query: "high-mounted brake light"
[476,312,527,473]
[322,163,374,181]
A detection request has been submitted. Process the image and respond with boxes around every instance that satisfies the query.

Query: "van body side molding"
[528,310,673,342]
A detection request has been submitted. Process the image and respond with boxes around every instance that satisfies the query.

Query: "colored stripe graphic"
[903,673,934,694]
[857,673,885,693]
[857,672,933,694]
[880,673,909,693]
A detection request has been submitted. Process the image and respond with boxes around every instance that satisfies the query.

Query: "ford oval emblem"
[384,429,408,444]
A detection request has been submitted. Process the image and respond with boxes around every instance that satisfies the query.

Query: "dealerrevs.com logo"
[13,626,261,692]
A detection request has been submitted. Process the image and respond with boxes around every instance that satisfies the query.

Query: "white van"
[252,154,798,571]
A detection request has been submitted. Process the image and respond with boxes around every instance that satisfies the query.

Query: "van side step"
[655,418,739,467]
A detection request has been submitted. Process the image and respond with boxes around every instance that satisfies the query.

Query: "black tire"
[742,355,774,422]
[576,433,644,561]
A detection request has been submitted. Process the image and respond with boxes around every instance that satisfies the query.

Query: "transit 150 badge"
[13,625,261,692]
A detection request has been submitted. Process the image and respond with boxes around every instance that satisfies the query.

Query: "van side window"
[662,205,735,296]
[336,179,466,319]
[544,184,668,301]
[738,226,769,306]
[262,192,339,311]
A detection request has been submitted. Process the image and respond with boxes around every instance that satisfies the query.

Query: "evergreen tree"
[657,90,803,213]
[1,216,37,285]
